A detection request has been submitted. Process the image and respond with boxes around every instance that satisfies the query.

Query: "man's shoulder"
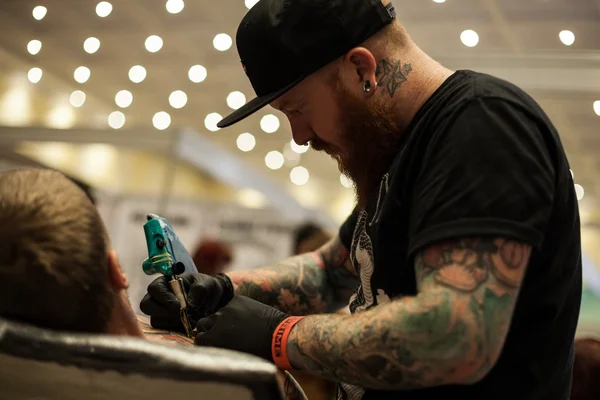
[414,70,539,129]
[463,70,539,111]
[390,71,557,185]
[429,71,549,136]
[395,71,537,160]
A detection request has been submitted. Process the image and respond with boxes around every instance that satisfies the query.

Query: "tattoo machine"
[142,214,197,338]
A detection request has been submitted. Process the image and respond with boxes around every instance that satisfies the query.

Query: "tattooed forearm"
[375,58,412,97]
[227,236,359,315]
[286,238,531,390]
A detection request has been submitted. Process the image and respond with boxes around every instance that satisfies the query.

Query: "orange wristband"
[272,316,305,370]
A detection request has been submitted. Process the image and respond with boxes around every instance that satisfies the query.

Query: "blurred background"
[0,0,598,333]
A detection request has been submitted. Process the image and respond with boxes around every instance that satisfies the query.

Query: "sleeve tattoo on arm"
[228,236,359,315]
[286,238,531,390]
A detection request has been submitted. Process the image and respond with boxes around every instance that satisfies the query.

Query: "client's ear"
[107,249,129,290]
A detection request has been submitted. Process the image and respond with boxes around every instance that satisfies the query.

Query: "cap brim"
[217,75,306,128]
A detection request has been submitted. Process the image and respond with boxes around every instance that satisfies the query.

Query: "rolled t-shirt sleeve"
[407,97,556,257]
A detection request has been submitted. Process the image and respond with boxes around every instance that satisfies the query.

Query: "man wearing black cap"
[141,0,582,398]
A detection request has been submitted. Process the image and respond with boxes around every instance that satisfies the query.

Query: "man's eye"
[282,108,302,116]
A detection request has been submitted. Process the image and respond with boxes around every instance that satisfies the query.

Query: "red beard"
[312,86,403,210]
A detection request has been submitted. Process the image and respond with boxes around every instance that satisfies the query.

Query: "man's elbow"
[454,365,492,386]
[451,340,503,385]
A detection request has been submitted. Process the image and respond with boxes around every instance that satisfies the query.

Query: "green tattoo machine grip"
[142,214,193,337]
[142,218,178,277]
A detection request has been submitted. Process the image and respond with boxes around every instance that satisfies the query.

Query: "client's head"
[293,223,332,255]
[0,168,140,336]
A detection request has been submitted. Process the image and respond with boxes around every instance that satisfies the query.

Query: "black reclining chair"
[0,317,284,400]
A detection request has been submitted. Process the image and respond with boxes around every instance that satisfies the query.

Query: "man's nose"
[291,135,309,146]
[289,123,312,147]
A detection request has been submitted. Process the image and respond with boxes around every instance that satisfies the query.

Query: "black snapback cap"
[217,0,396,128]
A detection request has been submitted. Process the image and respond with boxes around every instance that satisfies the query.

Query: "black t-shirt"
[338,70,582,400]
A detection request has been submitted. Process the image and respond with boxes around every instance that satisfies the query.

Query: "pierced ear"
[346,47,378,90]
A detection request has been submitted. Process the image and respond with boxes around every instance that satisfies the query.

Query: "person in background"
[571,338,600,400]
[290,223,337,400]
[191,239,233,276]
[293,223,333,256]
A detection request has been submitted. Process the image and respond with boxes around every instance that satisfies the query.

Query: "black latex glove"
[195,295,289,362]
[140,272,234,332]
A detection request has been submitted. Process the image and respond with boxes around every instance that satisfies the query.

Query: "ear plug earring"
[363,80,372,93]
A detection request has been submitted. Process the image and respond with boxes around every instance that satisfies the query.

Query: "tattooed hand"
[285,237,531,390]
[227,236,359,315]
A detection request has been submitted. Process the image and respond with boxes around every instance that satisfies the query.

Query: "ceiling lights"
[290,166,310,185]
[46,103,75,129]
[594,101,600,116]
[575,184,585,201]
[169,90,188,109]
[69,90,86,108]
[290,140,309,154]
[145,35,163,53]
[340,174,353,188]
[32,6,47,20]
[74,66,91,83]
[236,133,256,152]
[81,144,116,180]
[236,188,267,209]
[204,112,222,131]
[188,65,207,83]
[166,0,185,14]
[153,111,171,130]
[460,30,479,47]
[432,0,446,3]
[260,114,280,133]
[559,30,575,46]
[245,0,260,9]
[115,90,133,108]
[96,1,113,18]
[27,67,43,83]
[129,65,147,83]
[27,40,42,55]
[265,151,285,170]
[283,144,301,167]
[1,86,31,127]
[213,34,233,51]
[108,111,126,129]
[227,91,246,110]
[84,37,101,54]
